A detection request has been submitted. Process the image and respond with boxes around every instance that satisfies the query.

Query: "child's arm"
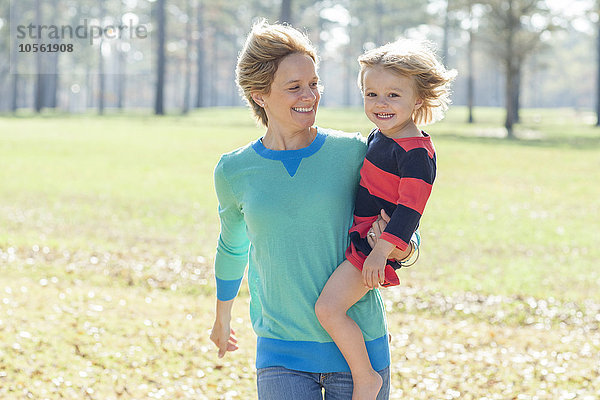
[362,238,396,289]
[367,209,416,261]
[378,149,435,254]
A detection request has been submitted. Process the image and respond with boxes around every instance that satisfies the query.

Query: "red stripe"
[360,158,400,204]
[349,215,377,235]
[394,138,436,159]
[353,215,376,225]
[380,232,409,251]
[397,177,432,214]
[345,244,366,269]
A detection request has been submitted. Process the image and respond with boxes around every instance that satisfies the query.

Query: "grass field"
[0,107,599,399]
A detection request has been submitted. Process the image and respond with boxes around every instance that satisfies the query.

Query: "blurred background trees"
[0,0,597,134]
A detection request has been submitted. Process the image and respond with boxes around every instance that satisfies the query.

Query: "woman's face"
[258,53,321,135]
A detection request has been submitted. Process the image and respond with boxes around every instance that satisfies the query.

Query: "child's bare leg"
[315,260,382,400]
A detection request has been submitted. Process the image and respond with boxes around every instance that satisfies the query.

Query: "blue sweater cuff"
[216,277,243,301]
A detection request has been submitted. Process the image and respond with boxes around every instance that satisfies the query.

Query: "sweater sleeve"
[380,149,435,251]
[213,157,250,301]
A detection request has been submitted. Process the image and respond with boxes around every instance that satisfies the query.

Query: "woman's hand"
[210,318,239,358]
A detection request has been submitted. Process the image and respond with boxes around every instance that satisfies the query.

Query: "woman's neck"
[261,126,316,150]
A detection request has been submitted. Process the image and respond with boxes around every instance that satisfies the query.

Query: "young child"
[315,40,456,399]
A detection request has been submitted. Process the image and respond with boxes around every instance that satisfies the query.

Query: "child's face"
[362,66,422,137]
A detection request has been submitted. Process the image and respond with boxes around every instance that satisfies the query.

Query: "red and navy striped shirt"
[348,129,436,260]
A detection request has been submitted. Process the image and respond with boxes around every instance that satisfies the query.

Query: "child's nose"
[375,98,388,107]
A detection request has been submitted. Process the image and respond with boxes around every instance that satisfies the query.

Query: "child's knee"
[315,297,338,324]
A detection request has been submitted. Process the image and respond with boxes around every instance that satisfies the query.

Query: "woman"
[209,20,413,399]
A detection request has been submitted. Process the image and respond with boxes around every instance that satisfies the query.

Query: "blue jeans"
[257,366,390,400]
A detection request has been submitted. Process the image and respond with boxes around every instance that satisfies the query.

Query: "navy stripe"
[349,231,371,255]
[354,184,396,218]
[401,150,436,184]
[385,204,421,243]
[364,133,402,175]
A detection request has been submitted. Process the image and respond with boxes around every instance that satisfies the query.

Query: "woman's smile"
[292,105,315,113]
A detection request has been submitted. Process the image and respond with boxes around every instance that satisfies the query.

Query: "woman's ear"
[251,92,265,107]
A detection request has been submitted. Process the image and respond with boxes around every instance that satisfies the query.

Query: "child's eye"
[365,92,377,97]
[389,93,400,98]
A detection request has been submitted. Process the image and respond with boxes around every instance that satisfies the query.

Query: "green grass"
[1,107,599,398]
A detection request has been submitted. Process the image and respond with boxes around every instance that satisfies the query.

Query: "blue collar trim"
[252,129,326,177]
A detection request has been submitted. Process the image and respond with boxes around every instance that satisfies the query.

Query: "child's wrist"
[371,239,395,257]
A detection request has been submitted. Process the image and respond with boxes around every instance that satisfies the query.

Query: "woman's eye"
[289,86,299,91]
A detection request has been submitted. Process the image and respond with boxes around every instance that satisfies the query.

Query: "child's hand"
[210,318,239,358]
[362,252,387,289]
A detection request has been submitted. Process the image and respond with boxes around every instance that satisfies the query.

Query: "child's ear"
[251,92,265,108]
[414,98,424,110]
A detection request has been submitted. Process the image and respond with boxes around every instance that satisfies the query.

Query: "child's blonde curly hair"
[358,39,457,125]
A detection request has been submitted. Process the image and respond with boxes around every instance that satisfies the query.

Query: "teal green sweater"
[214,128,389,372]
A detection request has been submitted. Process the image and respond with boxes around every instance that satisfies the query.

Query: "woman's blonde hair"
[236,20,318,127]
[357,39,457,125]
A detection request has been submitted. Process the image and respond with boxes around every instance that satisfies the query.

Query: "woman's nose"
[300,87,317,101]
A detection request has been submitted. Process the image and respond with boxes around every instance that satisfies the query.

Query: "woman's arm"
[210,158,250,357]
[210,299,239,358]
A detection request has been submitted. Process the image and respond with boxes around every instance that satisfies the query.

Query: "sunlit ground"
[0,107,599,399]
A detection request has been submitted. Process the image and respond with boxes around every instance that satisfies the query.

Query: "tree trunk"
[155,0,166,115]
[467,14,474,124]
[280,0,292,24]
[10,0,19,113]
[210,31,218,106]
[47,0,59,109]
[504,0,516,139]
[504,65,517,139]
[182,0,192,114]
[596,7,600,126]
[375,0,384,45]
[11,74,19,113]
[230,38,238,105]
[195,0,205,108]
[117,3,125,110]
[442,0,451,64]
[512,67,520,123]
[34,0,43,113]
[47,74,58,109]
[98,1,105,115]
[98,49,105,114]
[117,56,125,109]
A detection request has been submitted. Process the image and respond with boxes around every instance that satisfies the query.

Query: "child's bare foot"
[352,370,383,400]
